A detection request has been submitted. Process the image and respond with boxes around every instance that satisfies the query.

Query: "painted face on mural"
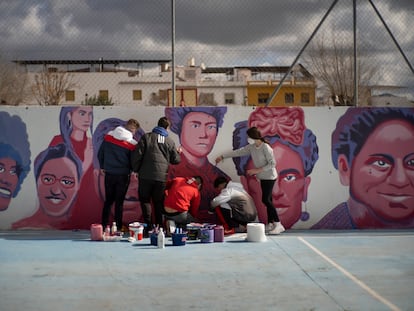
[180,112,218,157]
[242,143,309,228]
[71,106,93,132]
[37,157,80,217]
[272,143,310,228]
[349,120,414,222]
[0,158,19,211]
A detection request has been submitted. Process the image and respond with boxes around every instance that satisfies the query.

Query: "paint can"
[90,224,103,241]
[199,226,214,243]
[128,222,142,240]
[186,225,200,240]
[150,231,158,246]
[214,225,224,242]
[172,233,187,246]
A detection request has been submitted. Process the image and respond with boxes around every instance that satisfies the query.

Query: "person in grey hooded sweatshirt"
[131,117,181,233]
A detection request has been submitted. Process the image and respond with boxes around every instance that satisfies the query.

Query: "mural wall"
[0,106,413,230]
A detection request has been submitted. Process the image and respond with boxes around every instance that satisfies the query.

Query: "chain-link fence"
[0,0,413,106]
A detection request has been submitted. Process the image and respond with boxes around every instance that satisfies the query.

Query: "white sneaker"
[268,222,285,235]
[265,222,276,233]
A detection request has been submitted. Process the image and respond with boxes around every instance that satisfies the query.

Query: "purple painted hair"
[164,107,227,139]
[0,112,31,197]
[332,107,414,169]
[34,143,83,182]
[59,106,94,153]
[232,120,319,177]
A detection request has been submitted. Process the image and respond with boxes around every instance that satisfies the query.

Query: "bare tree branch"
[0,58,29,105]
[304,30,378,106]
[31,70,77,106]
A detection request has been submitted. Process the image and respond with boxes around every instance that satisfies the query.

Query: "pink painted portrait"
[313,108,414,229]
[232,107,318,229]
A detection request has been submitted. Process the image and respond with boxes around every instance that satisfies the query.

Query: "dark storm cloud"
[0,0,412,70]
[174,0,330,46]
[0,0,347,59]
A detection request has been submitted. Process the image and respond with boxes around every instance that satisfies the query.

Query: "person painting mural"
[210,176,258,235]
[231,107,319,229]
[98,118,140,231]
[163,176,203,232]
[131,116,181,234]
[216,126,285,235]
[92,118,145,230]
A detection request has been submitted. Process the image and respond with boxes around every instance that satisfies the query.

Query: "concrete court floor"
[0,229,413,311]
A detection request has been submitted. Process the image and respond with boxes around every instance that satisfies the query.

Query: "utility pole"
[171,0,176,107]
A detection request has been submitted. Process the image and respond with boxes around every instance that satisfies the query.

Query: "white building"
[15,58,316,106]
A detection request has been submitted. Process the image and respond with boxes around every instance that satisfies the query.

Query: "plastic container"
[104,225,111,236]
[90,224,103,241]
[246,223,266,242]
[214,225,224,242]
[111,222,117,235]
[136,226,144,240]
[172,233,187,246]
[199,227,214,243]
[186,224,200,240]
[129,222,143,240]
[157,228,165,248]
[128,222,140,237]
[150,231,158,246]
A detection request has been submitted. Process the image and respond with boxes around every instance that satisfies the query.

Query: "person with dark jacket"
[131,117,181,232]
[98,118,140,230]
[210,176,258,235]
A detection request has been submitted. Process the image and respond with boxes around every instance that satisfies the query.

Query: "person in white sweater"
[215,127,285,235]
[210,176,258,234]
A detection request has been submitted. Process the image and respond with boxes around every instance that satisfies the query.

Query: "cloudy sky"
[1,0,413,94]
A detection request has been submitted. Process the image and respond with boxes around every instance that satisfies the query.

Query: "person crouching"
[163,176,203,234]
[210,176,258,235]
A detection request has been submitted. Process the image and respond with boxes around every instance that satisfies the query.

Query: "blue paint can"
[172,233,187,246]
[150,232,158,246]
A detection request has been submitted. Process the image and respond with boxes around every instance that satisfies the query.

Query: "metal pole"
[171,0,176,107]
[353,0,358,107]
[368,0,414,75]
[265,0,339,106]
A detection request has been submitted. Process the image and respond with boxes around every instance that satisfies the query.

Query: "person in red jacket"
[163,176,203,232]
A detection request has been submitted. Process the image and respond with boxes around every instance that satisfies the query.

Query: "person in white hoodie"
[210,176,258,235]
[98,118,140,230]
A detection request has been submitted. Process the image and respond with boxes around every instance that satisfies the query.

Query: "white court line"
[298,237,401,311]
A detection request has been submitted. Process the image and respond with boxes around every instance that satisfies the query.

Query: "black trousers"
[260,179,280,223]
[102,173,130,230]
[219,208,243,228]
[138,178,166,228]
